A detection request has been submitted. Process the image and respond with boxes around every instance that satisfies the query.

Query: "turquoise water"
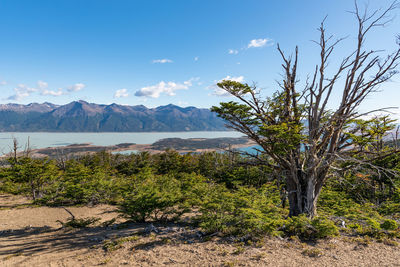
[0,131,244,155]
[239,145,262,154]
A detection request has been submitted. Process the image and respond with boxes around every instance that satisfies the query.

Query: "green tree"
[338,116,400,205]
[8,157,59,201]
[212,3,400,218]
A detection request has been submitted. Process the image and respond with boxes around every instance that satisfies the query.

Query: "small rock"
[146,223,159,233]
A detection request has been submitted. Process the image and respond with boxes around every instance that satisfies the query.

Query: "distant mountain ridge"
[0,100,227,132]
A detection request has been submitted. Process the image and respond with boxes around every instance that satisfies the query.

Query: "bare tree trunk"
[287,176,301,216]
[212,1,400,219]
[304,178,317,218]
[12,137,19,163]
[31,180,36,201]
[287,171,326,218]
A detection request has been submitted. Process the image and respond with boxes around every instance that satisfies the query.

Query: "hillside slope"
[0,101,226,132]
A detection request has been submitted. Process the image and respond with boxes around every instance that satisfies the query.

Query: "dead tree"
[212,1,400,218]
[11,137,20,163]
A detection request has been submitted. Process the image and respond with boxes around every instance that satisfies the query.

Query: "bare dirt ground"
[1,194,400,267]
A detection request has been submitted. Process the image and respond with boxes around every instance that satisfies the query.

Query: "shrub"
[58,217,100,228]
[38,162,119,206]
[103,235,140,252]
[283,215,338,240]
[282,215,314,239]
[311,217,339,238]
[380,219,398,231]
[365,218,381,231]
[198,183,285,238]
[0,157,60,200]
[115,152,153,176]
[316,188,400,237]
[379,202,400,217]
[118,171,206,222]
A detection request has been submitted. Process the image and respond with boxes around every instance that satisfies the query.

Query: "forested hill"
[0,101,227,132]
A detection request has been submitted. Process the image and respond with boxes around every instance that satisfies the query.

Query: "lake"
[0,131,244,155]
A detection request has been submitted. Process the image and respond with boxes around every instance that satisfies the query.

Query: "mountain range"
[0,101,227,132]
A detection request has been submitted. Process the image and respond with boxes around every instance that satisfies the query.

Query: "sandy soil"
[1,194,400,267]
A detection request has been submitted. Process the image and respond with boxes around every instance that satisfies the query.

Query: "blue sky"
[0,0,399,113]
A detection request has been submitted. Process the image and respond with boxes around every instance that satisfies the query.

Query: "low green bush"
[282,215,338,240]
[2,149,400,241]
[198,183,285,238]
[380,219,398,231]
[58,217,100,228]
[37,163,119,206]
[378,202,400,217]
[0,157,59,200]
[117,170,206,222]
[311,217,339,238]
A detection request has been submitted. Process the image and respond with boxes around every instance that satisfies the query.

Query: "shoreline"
[0,130,234,134]
[1,137,256,158]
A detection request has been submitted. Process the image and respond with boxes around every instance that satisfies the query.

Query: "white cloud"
[4,81,85,101]
[228,49,239,55]
[6,92,28,101]
[114,88,129,98]
[41,88,64,96]
[135,78,196,98]
[194,56,199,61]
[152,59,173,64]
[67,83,85,92]
[183,77,200,87]
[247,38,272,48]
[37,80,48,90]
[6,84,37,101]
[0,81,6,86]
[212,75,245,97]
[38,80,63,96]
[220,75,245,83]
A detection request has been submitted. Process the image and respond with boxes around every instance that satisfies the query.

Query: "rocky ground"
[1,194,399,267]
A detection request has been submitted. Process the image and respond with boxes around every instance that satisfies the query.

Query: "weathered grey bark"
[214,1,400,218]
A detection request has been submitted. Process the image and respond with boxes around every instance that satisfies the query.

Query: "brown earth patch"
[1,194,399,267]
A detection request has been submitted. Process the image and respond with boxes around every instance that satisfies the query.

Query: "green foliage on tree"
[198,183,285,237]
[211,3,400,218]
[117,169,207,222]
[0,157,59,201]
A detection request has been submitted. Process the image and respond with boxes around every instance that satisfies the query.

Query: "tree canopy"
[212,1,400,218]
